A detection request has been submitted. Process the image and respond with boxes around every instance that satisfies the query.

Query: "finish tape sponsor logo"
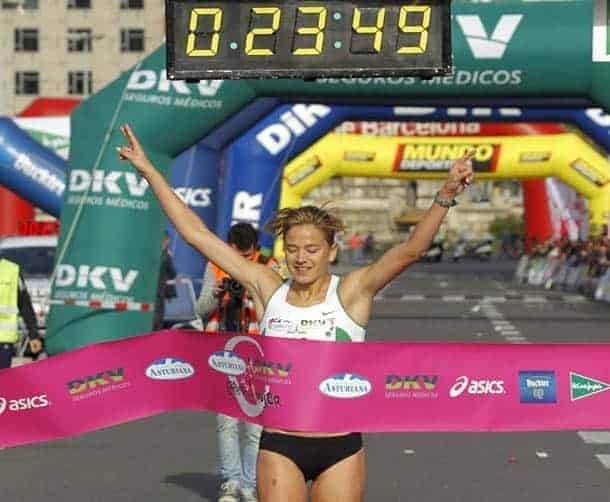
[250,359,293,385]
[319,373,372,399]
[145,358,195,381]
[519,371,557,404]
[449,376,505,398]
[67,367,130,401]
[0,394,50,416]
[385,374,439,399]
[216,336,271,418]
[570,158,609,187]
[519,151,552,163]
[394,143,500,172]
[208,350,246,376]
[570,372,610,401]
[284,155,321,186]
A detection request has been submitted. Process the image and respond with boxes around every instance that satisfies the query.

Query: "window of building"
[120,29,144,52]
[120,0,143,8]
[67,28,93,52]
[68,71,93,95]
[67,0,90,8]
[15,72,39,95]
[2,0,39,9]
[14,28,38,52]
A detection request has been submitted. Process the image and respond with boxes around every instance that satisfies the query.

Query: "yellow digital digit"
[397,6,430,54]
[186,8,222,57]
[245,7,281,56]
[292,6,327,56]
[352,7,386,53]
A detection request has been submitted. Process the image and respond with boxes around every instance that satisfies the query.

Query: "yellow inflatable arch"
[276,132,610,253]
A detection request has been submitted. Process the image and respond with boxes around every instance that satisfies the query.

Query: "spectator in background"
[0,258,42,369]
[153,230,177,331]
[349,231,363,264]
[363,232,375,260]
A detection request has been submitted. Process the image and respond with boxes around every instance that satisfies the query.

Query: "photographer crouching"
[196,222,278,502]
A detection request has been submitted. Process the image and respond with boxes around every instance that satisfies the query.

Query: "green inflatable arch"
[47,0,610,354]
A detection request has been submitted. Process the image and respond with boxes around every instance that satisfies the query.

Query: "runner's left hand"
[439,150,475,198]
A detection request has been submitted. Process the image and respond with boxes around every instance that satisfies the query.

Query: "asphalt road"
[2,258,610,502]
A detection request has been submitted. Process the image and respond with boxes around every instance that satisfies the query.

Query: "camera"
[221,277,245,299]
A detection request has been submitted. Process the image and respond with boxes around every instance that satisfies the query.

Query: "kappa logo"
[456,14,523,59]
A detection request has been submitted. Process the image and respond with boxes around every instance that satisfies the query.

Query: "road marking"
[595,454,610,469]
[442,295,466,302]
[482,296,507,303]
[400,294,426,301]
[379,294,588,304]
[577,431,610,469]
[577,431,610,444]
[504,336,528,343]
[523,296,547,303]
[562,294,587,303]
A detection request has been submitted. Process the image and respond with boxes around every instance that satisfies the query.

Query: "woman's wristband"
[433,191,458,208]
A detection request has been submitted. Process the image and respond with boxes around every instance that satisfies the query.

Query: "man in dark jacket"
[153,231,177,330]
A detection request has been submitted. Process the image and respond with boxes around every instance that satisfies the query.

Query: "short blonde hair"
[265,204,344,245]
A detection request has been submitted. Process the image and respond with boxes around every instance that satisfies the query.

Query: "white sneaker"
[241,488,258,502]
[217,479,240,502]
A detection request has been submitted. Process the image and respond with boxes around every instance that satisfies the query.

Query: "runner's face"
[284,224,337,284]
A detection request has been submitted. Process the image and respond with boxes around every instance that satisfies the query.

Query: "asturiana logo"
[145,358,195,381]
[0,394,50,416]
[208,350,246,376]
[319,373,372,399]
[449,376,505,398]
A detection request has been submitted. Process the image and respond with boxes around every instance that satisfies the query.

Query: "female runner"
[117,124,474,502]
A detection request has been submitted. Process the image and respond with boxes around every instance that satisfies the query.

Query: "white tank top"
[260,275,366,342]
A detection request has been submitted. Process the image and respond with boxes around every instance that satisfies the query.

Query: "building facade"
[0,0,165,115]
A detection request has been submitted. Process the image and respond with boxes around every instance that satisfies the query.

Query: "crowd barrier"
[515,255,610,303]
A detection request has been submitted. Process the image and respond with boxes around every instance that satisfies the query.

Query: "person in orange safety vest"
[196,223,278,334]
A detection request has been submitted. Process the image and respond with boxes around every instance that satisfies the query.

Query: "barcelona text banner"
[1,330,610,448]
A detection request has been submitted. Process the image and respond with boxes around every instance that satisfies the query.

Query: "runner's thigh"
[257,449,308,502]
[310,448,366,502]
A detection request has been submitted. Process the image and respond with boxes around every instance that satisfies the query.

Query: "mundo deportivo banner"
[2,331,610,449]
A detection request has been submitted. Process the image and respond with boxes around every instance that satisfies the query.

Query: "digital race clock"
[165,0,452,80]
